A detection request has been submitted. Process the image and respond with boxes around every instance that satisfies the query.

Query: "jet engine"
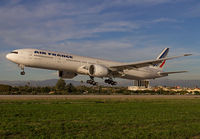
[89,65,109,77]
[58,71,77,79]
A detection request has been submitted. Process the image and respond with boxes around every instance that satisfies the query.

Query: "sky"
[0,0,200,81]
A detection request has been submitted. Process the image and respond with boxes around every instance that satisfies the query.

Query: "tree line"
[0,78,199,95]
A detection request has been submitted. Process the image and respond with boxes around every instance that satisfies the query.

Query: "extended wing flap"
[110,54,192,70]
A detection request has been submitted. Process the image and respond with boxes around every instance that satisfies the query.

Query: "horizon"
[1,78,200,88]
[0,0,200,81]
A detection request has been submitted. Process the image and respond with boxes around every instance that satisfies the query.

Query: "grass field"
[0,97,200,138]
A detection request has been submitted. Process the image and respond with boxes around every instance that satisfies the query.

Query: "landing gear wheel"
[19,64,25,76]
[104,78,117,86]
[111,82,117,86]
[92,82,98,86]
[21,71,25,75]
[86,76,98,86]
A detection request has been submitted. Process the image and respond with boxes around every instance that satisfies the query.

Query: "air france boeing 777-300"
[6,48,191,85]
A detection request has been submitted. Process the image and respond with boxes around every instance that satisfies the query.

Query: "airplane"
[6,48,191,85]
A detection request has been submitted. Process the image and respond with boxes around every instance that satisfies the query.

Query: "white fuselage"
[6,49,164,80]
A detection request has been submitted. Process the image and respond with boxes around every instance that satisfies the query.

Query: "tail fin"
[154,48,169,68]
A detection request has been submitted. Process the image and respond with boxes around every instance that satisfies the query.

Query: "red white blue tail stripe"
[154,48,169,68]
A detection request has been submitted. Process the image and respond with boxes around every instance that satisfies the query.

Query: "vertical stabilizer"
[154,48,169,68]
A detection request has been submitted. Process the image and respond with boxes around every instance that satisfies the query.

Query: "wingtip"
[182,71,188,73]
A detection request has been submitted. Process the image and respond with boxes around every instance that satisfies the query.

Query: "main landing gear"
[19,64,25,75]
[105,78,117,86]
[86,76,98,86]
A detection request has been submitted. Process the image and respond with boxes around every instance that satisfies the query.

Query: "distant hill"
[0,79,199,88]
[0,79,80,87]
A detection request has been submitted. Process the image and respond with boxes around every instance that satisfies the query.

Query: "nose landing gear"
[19,64,25,75]
[21,71,25,75]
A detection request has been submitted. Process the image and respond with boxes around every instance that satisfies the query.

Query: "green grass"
[0,99,200,138]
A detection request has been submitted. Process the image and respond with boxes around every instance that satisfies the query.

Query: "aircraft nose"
[6,53,11,60]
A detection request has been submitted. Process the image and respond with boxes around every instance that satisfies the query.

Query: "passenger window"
[34,51,39,54]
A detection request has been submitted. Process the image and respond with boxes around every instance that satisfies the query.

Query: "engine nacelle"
[58,71,77,79]
[89,65,109,77]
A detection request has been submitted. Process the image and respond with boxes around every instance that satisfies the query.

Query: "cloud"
[110,0,173,6]
[185,3,200,18]
[0,1,142,48]
[0,0,199,80]
[0,0,185,49]
[93,22,140,33]
[151,18,180,23]
[44,37,174,62]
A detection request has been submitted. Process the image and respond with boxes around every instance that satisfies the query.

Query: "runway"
[0,95,200,100]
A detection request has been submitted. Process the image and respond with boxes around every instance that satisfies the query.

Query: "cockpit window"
[11,51,18,54]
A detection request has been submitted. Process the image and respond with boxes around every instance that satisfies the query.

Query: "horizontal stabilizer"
[160,71,188,76]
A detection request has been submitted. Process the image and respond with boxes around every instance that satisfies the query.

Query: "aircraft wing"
[110,54,192,70]
[159,71,188,76]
